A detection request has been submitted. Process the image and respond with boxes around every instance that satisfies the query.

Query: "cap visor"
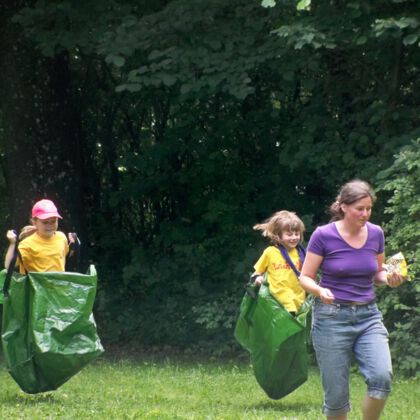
[35,213,62,220]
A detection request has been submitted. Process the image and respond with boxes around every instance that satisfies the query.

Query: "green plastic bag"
[1,265,104,394]
[235,283,310,399]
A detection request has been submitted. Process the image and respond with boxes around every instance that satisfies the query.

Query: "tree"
[0,1,85,234]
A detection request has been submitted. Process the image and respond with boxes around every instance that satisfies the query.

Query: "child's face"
[280,230,300,251]
[33,217,58,239]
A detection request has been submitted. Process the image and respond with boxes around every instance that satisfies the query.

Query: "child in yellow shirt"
[4,199,76,273]
[251,210,306,313]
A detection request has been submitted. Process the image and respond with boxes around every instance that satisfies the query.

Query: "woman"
[299,180,406,420]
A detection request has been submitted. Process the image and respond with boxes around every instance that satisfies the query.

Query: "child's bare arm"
[4,230,17,269]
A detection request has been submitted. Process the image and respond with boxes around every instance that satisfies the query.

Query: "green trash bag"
[0,265,104,394]
[235,283,311,400]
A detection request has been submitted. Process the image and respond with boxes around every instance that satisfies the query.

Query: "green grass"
[0,357,418,419]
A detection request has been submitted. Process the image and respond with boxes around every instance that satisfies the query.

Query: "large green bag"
[235,283,310,399]
[0,266,104,394]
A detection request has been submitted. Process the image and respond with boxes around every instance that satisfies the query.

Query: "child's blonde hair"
[19,225,37,240]
[253,210,305,245]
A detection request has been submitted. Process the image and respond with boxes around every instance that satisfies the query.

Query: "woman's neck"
[337,219,366,235]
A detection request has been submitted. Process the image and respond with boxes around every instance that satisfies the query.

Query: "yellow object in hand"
[385,252,410,281]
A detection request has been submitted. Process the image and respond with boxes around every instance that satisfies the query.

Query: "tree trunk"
[0,1,85,238]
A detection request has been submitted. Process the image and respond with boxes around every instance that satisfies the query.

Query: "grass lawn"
[0,356,418,419]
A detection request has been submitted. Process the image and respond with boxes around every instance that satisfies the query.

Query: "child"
[4,199,75,273]
[251,210,306,313]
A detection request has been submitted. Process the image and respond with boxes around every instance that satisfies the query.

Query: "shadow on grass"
[0,392,64,407]
[242,399,318,412]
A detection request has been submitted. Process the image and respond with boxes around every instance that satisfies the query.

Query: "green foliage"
[192,295,239,331]
[100,0,277,100]
[376,139,420,377]
[190,293,241,354]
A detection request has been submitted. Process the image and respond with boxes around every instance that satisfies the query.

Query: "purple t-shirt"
[307,222,384,302]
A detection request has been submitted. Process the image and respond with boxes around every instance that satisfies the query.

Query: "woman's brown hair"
[329,179,376,221]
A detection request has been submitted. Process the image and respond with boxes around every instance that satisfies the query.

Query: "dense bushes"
[377,139,420,377]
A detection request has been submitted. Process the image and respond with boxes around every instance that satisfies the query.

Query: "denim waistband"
[332,299,376,307]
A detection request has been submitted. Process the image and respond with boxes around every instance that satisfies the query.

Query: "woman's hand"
[377,255,407,287]
[319,287,335,304]
[387,272,406,288]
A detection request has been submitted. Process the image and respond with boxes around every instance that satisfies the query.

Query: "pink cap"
[31,199,62,220]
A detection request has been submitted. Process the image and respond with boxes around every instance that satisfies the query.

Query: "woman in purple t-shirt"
[300,180,406,420]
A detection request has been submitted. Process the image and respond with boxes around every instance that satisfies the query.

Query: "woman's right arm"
[299,251,335,304]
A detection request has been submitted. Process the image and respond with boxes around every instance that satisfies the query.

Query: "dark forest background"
[0,0,419,376]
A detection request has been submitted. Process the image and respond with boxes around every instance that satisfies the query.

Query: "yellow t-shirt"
[254,245,305,312]
[18,232,69,273]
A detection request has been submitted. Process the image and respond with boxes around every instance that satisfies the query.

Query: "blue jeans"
[311,299,393,417]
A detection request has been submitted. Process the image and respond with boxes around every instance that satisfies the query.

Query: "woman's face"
[33,217,58,239]
[341,196,372,227]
